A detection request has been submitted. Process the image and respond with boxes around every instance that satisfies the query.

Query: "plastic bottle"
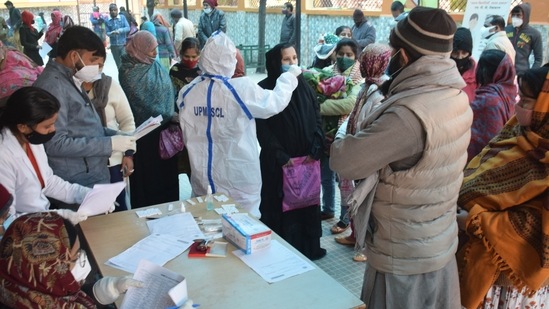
[206,185,214,211]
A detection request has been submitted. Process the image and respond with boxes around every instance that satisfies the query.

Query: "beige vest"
[366,88,473,275]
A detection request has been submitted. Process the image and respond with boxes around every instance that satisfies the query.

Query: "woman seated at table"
[0,212,142,308]
[0,87,90,222]
[457,65,549,308]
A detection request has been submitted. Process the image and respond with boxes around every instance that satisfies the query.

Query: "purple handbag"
[159,124,184,159]
[282,156,321,212]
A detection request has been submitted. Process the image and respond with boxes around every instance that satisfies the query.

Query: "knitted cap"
[453,27,473,55]
[0,184,12,215]
[394,7,456,56]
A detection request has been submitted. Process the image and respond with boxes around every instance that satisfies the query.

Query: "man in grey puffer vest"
[331,7,472,309]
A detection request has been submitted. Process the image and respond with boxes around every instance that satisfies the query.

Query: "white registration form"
[234,240,315,283]
[78,182,126,216]
[146,212,204,240]
[120,260,185,309]
[106,233,192,273]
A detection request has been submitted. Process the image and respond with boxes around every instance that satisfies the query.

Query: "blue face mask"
[281,64,291,73]
[3,214,14,231]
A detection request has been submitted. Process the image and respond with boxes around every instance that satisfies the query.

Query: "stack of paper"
[133,115,163,140]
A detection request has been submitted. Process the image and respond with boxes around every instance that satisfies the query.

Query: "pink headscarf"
[45,11,63,45]
[360,43,391,86]
[125,31,158,65]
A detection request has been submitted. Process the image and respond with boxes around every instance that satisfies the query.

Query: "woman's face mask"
[70,250,92,283]
[25,130,56,145]
[336,57,355,72]
[516,94,536,127]
[2,213,14,231]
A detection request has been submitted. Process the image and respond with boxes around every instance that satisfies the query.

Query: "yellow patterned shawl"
[457,71,549,308]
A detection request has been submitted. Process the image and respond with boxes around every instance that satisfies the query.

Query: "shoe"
[330,221,349,234]
[353,252,367,262]
[335,235,355,246]
[320,212,335,220]
[310,248,327,261]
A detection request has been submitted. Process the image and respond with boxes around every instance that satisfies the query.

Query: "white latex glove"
[93,276,144,305]
[111,135,136,152]
[53,209,88,225]
[107,202,117,214]
[287,65,302,76]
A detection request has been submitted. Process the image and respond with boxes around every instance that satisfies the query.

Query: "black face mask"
[452,57,470,75]
[381,50,405,96]
[25,130,56,145]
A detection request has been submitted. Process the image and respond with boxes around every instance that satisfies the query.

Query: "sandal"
[353,252,367,262]
[330,221,349,234]
[335,235,355,246]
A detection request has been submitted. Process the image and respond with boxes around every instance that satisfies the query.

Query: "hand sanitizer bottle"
[206,185,214,211]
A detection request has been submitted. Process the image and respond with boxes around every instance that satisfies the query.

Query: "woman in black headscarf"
[257,43,326,260]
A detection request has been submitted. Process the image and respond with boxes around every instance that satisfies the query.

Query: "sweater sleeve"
[319,83,361,116]
[532,30,543,69]
[330,106,425,180]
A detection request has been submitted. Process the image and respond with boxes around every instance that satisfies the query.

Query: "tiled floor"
[313,196,367,299]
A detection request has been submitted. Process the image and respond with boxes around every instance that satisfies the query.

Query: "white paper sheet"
[120,260,185,309]
[133,115,162,140]
[106,233,191,273]
[146,212,204,240]
[234,240,315,283]
[39,42,52,59]
[77,182,125,216]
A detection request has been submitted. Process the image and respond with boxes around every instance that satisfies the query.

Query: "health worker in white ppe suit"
[177,31,301,217]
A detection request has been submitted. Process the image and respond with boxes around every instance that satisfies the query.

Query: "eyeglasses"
[71,249,87,267]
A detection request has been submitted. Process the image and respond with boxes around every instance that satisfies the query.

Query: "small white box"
[222,213,271,254]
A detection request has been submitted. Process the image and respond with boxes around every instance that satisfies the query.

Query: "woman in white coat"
[177,31,301,217]
[0,87,89,223]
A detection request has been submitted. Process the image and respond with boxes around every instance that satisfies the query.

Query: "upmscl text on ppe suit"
[177,31,299,217]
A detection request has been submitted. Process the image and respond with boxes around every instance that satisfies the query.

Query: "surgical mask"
[2,214,14,231]
[71,250,92,283]
[336,57,355,72]
[515,104,533,127]
[203,8,212,14]
[480,26,495,39]
[512,17,523,28]
[281,64,291,73]
[182,58,199,68]
[73,53,101,83]
[25,130,56,145]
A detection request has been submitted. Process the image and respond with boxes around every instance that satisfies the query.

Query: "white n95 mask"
[74,53,102,83]
[480,26,495,39]
[511,17,523,28]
